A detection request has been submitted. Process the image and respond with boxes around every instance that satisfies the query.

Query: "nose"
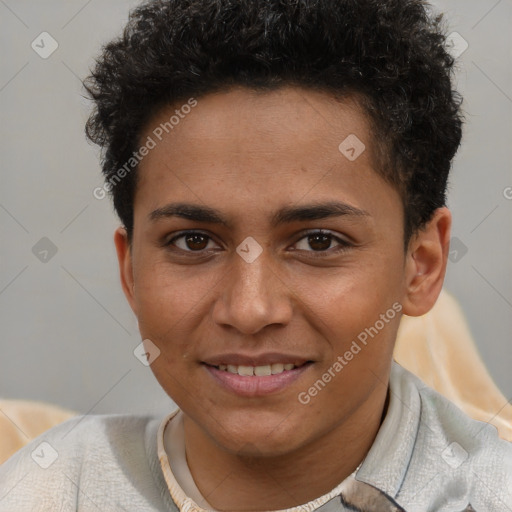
[212,249,293,335]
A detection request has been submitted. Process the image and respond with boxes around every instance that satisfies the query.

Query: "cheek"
[133,255,215,334]
[288,257,403,386]
[292,257,400,329]
[133,265,207,400]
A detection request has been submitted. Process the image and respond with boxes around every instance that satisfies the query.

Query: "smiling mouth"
[203,361,312,377]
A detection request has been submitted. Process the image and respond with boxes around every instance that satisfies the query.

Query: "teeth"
[271,363,284,374]
[238,365,254,376]
[218,363,299,376]
[254,365,272,376]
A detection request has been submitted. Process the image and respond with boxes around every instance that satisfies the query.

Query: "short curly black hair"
[84,0,463,245]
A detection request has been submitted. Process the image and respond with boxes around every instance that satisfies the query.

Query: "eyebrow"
[148,201,370,227]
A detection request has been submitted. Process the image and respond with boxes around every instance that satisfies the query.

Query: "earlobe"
[402,207,452,317]
[114,226,138,316]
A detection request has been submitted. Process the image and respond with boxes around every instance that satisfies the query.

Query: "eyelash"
[164,230,352,258]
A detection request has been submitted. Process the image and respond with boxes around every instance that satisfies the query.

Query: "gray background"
[0,0,511,416]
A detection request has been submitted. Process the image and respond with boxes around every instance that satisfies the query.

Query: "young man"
[1,0,511,510]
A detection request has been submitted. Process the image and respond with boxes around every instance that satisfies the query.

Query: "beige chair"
[396,289,512,441]
[1,289,510,465]
[0,399,76,464]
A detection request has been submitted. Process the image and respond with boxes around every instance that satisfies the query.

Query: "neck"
[182,384,389,511]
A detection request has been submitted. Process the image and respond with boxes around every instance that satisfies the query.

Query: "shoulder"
[0,414,172,511]
[0,413,160,469]
[394,363,512,510]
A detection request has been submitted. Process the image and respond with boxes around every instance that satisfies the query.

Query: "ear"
[114,226,138,316]
[402,207,452,317]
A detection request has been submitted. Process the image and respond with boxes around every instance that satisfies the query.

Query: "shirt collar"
[354,361,421,497]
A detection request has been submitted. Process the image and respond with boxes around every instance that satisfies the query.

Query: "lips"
[201,353,314,396]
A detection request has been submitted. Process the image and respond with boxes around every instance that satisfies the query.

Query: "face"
[115,86,449,457]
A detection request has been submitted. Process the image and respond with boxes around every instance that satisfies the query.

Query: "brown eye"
[167,231,219,252]
[293,230,352,256]
[307,233,332,251]
[184,233,209,250]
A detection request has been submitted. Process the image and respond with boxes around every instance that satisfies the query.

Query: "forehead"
[140,86,374,162]
[133,86,397,224]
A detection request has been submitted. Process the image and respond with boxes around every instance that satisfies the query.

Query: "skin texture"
[114,86,451,510]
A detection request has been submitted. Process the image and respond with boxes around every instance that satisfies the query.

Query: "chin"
[207,411,310,458]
